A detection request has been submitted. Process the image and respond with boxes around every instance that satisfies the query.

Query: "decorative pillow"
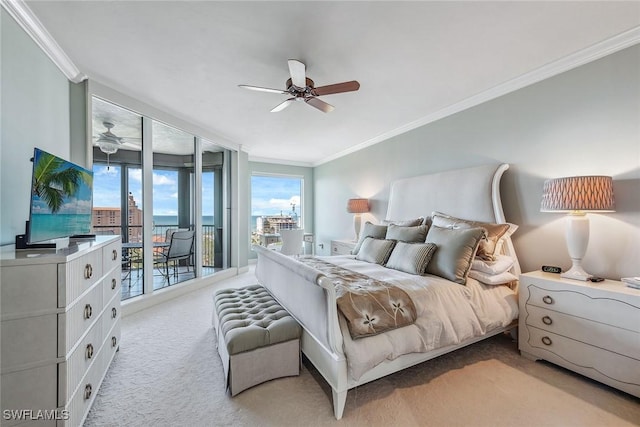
[386,242,437,275]
[355,238,396,265]
[385,224,428,243]
[425,226,485,285]
[471,255,515,275]
[431,212,517,261]
[351,222,387,255]
[382,217,424,227]
[468,269,518,286]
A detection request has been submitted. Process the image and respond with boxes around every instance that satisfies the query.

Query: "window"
[251,174,302,247]
[91,96,231,301]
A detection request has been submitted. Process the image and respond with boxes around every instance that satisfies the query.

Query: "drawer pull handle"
[84,383,92,400]
[84,304,93,319]
[541,336,552,346]
[84,263,93,279]
[112,249,118,261]
[542,316,553,325]
[112,336,118,348]
[111,278,117,290]
[85,343,94,359]
[112,307,117,319]
[542,295,554,305]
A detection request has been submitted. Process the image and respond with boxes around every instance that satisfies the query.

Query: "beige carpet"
[85,268,640,427]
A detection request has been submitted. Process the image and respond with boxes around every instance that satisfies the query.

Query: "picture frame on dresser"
[518,270,640,398]
[1,236,122,426]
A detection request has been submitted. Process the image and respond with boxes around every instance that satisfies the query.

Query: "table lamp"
[347,198,370,241]
[541,175,615,281]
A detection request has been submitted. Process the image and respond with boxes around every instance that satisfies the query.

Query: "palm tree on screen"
[32,152,92,213]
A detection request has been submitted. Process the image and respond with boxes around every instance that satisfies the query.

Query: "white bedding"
[323,255,519,380]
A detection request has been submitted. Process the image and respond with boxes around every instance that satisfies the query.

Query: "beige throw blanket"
[297,257,417,339]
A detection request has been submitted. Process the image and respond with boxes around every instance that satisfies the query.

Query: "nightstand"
[330,239,356,255]
[518,271,640,398]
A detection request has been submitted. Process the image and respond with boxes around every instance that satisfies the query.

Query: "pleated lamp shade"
[541,176,615,213]
[346,198,370,214]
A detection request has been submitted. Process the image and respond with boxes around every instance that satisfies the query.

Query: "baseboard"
[121,268,240,317]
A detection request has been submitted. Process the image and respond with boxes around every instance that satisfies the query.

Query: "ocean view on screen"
[30,213,93,243]
[29,148,94,243]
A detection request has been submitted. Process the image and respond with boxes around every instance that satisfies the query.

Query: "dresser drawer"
[58,284,103,356]
[524,304,640,360]
[526,326,640,396]
[102,240,121,275]
[102,269,121,305]
[103,293,121,340]
[58,316,103,406]
[58,251,103,307]
[525,284,640,332]
[1,313,58,370]
[1,264,59,316]
[1,364,58,427]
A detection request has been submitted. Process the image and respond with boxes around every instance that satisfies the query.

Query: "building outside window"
[250,174,302,247]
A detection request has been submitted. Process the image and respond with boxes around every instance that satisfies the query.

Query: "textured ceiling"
[25,1,640,165]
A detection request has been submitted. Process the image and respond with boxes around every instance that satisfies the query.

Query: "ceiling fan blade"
[271,98,296,113]
[288,59,306,88]
[305,97,335,113]
[238,85,288,95]
[312,80,360,96]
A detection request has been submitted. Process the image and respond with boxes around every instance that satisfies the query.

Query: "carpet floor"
[85,267,640,426]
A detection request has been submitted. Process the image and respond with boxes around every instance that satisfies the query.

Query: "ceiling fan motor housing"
[286,77,315,94]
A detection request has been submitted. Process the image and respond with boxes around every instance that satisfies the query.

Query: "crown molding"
[248,155,314,168]
[313,26,640,167]
[1,0,85,83]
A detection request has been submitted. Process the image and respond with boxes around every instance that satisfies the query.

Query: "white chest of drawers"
[1,236,122,426]
[519,271,640,398]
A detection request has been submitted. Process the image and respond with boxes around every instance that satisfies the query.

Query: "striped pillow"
[355,238,396,265]
[386,242,437,275]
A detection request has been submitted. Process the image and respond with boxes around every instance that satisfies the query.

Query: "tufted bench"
[212,284,302,396]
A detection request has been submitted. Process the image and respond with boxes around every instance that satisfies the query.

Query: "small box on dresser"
[519,271,640,398]
[1,236,121,426]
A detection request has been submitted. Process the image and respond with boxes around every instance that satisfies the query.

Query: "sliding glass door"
[91,96,231,300]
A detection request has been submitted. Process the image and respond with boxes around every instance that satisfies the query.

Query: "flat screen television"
[27,148,94,244]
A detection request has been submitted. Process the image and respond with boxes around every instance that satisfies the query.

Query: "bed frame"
[254,163,521,419]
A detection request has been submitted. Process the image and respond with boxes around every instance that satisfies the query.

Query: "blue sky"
[251,175,301,216]
[93,165,215,216]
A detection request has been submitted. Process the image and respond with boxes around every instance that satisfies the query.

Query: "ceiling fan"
[239,59,360,113]
[95,122,124,155]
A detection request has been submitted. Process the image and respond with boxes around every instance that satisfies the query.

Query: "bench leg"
[332,388,347,420]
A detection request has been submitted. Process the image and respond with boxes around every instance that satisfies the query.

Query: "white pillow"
[471,255,514,275]
[468,269,518,286]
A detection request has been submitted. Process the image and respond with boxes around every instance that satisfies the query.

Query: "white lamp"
[347,198,370,241]
[541,175,615,281]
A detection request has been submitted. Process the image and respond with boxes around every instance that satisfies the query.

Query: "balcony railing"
[93,224,218,267]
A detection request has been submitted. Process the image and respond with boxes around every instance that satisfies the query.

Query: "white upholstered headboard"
[386,163,521,278]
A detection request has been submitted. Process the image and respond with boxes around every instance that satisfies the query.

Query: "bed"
[253,163,521,419]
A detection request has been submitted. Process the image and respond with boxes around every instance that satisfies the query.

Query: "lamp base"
[560,263,592,281]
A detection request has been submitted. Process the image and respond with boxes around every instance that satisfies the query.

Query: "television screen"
[28,148,94,243]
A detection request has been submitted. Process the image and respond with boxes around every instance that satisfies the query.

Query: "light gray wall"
[248,161,314,259]
[1,10,71,245]
[315,45,639,280]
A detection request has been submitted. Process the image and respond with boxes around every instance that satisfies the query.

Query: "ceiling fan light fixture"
[97,138,120,155]
[96,121,123,154]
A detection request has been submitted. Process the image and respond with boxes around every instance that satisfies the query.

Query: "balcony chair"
[154,230,195,282]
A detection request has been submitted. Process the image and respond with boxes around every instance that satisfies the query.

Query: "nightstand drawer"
[526,326,640,395]
[524,304,640,359]
[331,240,355,255]
[526,284,640,332]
